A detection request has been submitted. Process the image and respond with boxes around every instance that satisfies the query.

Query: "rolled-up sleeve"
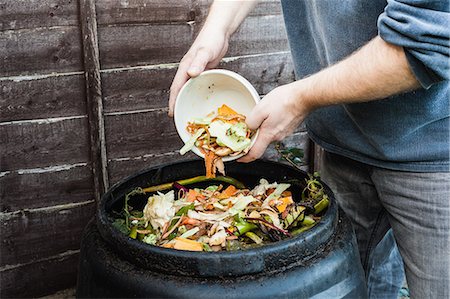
[378,0,450,88]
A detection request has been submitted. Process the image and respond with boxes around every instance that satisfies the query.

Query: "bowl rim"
[174,69,260,162]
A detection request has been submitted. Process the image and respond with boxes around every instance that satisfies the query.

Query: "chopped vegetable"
[218,104,238,116]
[143,191,176,230]
[114,173,330,252]
[180,128,205,155]
[180,105,255,178]
[173,238,203,251]
[245,231,263,244]
[179,227,200,239]
[143,234,158,245]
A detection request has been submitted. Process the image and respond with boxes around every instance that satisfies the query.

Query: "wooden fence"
[0,0,312,297]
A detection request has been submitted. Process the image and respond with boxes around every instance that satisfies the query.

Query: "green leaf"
[275,143,304,167]
[112,219,130,235]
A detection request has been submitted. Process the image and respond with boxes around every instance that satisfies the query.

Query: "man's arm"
[297,36,420,109]
[239,36,420,162]
[168,0,257,116]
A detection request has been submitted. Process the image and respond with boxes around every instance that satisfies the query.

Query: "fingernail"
[188,66,200,75]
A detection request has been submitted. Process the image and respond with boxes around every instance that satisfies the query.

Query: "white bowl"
[174,69,260,161]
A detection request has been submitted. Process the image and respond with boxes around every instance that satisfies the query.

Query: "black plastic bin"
[76,160,367,298]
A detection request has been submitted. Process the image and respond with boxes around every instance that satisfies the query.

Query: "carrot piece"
[204,203,214,210]
[281,191,292,197]
[173,237,203,251]
[161,243,175,249]
[186,189,199,202]
[181,217,201,226]
[205,151,217,178]
[276,196,294,213]
[218,185,237,199]
[218,104,238,116]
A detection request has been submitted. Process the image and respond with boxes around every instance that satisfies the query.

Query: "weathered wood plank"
[0,201,95,267]
[226,14,288,57]
[0,164,94,212]
[222,52,295,96]
[97,23,193,69]
[107,151,197,184]
[101,66,176,113]
[0,251,79,298]
[0,0,79,31]
[80,0,109,199]
[0,26,83,77]
[101,52,294,113]
[0,74,86,121]
[95,0,282,26]
[98,13,288,69]
[0,0,282,31]
[104,110,183,160]
[96,0,194,25]
[0,117,90,171]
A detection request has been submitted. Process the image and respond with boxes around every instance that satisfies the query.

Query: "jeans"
[367,229,405,298]
[320,151,450,298]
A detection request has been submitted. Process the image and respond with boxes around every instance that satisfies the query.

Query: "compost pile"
[113,173,329,252]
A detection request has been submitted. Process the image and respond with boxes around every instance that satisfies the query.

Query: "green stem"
[314,196,329,214]
[245,232,263,244]
[129,226,137,239]
[301,215,316,226]
[291,223,316,236]
[235,220,257,236]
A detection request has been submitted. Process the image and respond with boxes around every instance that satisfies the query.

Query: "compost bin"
[76,160,367,298]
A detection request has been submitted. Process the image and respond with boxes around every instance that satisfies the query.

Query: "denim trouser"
[320,151,450,298]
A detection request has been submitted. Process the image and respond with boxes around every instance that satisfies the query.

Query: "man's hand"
[238,83,310,162]
[168,28,229,116]
[168,0,258,117]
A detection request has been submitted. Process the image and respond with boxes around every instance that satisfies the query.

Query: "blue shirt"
[280,0,450,172]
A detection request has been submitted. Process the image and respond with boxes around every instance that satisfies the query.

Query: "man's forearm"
[203,0,258,37]
[293,36,421,113]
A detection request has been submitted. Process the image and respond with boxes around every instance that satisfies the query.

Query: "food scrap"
[113,173,330,252]
[179,104,254,178]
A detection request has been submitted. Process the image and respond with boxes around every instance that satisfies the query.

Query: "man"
[168,1,450,298]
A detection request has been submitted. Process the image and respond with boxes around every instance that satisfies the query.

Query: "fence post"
[79,0,109,201]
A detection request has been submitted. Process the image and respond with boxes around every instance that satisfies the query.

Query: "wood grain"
[107,151,198,184]
[222,14,289,57]
[80,0,109,198]
[0,251,80,298]
[104,109,183,160]
[0,26,83,77]
[97,13,288,69]
[0,164,94,212]
[96,0,194,25]
[0,0,79,30]
[97,23,193,69]
[222,52,295,95]
[0,201,95,267]
[0,0,282,31]
[0,74,86,122]
[0,117,90,171]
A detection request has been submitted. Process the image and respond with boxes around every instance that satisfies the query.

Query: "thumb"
[245,103,268,131]
[187,48,212,77]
